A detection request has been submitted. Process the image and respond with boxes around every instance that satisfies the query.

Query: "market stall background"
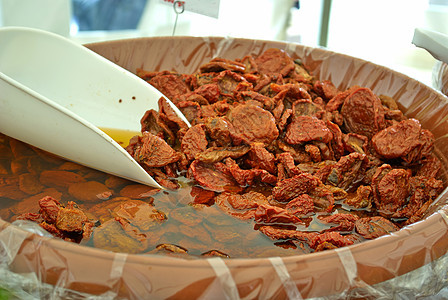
[1,0,447,86]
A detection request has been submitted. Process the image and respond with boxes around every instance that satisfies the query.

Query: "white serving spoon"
[413,27,448,64]
[0,26,190,189]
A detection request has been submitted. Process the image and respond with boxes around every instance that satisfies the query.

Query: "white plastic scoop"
[0,26,190,189]
[413,28,448,64]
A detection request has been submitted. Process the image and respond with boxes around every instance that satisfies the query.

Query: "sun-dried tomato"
[371,118,434,163]
[344,185,373,209]
[416,155,442,178]
[228,104,279,145]
[318,213,359,233]
[93,219,147,254]
[285,115,333,144]
[258,225,317,243]
[194,83,221,103]
[341,87,386,138]
[215,191,267,220]
[199,57,246,73]
[276,152,301,179]
[39,196,61,223]
[355,216,399,239]
[56,201,88,233]
[272,173,321,203]
[201,249,230,258]
[181,124,208,161]
[325,152,368,191]
[68,181,112,202]
[127,132,181,168]
[285,194,315,217]
[254,204,303,224]
[158,97,189,132]
[140,109,176,145]
[189,160,242,193]
[371,165,410,216]
[224,157,277,186]
[113,200,166,232]
[195,145,250,164]
[246,143,276,174]
[147,74,190,100]
[314,80,339,101]
[254,48,295,76]
[310,231,354,250]
[190,186,216,205]
[178,101,203,124]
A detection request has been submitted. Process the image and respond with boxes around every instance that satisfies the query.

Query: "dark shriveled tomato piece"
[189,160,242,193]
[344,185,373,209]
[371,118,434,163]
[215,191,267,220]
[258,225,318,243]
[180,124,208,161]
[314,80,339,101]
[326,152,368,191]
[39,196,61,223]
[201,249,230,258]
[195,145,250,164]
[310,231,354,250]
[247,143,276,174]
[285,194,315,217]
[341,87,386,138]
[254,48,295,76]
[199,57,246,73]
[228,104,279,145]
[224,157,277,186]
[317,213,360,233]
[355,216,399,239]
[190,186,216,205]
[148,74,190,100]
[204,117,235,147]
[55,201,89,233]
[371,165,410,216]
[140,109,176,145]
[285,116,333,144]
[126,132,181,168]
[272,173,321,203]
[254,204,303,225]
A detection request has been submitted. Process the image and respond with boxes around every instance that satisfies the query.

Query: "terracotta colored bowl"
[1,36,448,299]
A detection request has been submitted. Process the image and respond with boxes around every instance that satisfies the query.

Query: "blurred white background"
[1,0,447,87]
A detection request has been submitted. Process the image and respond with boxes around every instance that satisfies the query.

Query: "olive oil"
[100,127,140,148]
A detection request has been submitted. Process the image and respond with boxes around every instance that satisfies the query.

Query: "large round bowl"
[1,36,448,299]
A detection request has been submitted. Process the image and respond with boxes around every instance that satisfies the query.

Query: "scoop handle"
[0,26,185,189]
[413,28,448,65]
[0,75,163,188]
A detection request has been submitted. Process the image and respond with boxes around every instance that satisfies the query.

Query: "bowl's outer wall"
[1,36,448,299]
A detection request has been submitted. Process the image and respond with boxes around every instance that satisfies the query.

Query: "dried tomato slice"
[189,160,242,193]
[285,115,333,144]
[341,87,386,138]
[355,216,399,239]
[228,104,279,145]
[181,124,208,161]
[371,118,434,163]
[127,132,181,168]
[254,48,295,76]
[272,173,321,203]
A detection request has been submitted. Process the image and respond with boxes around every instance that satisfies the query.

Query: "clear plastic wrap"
[1,36,448,299]
[433,60,448,97]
